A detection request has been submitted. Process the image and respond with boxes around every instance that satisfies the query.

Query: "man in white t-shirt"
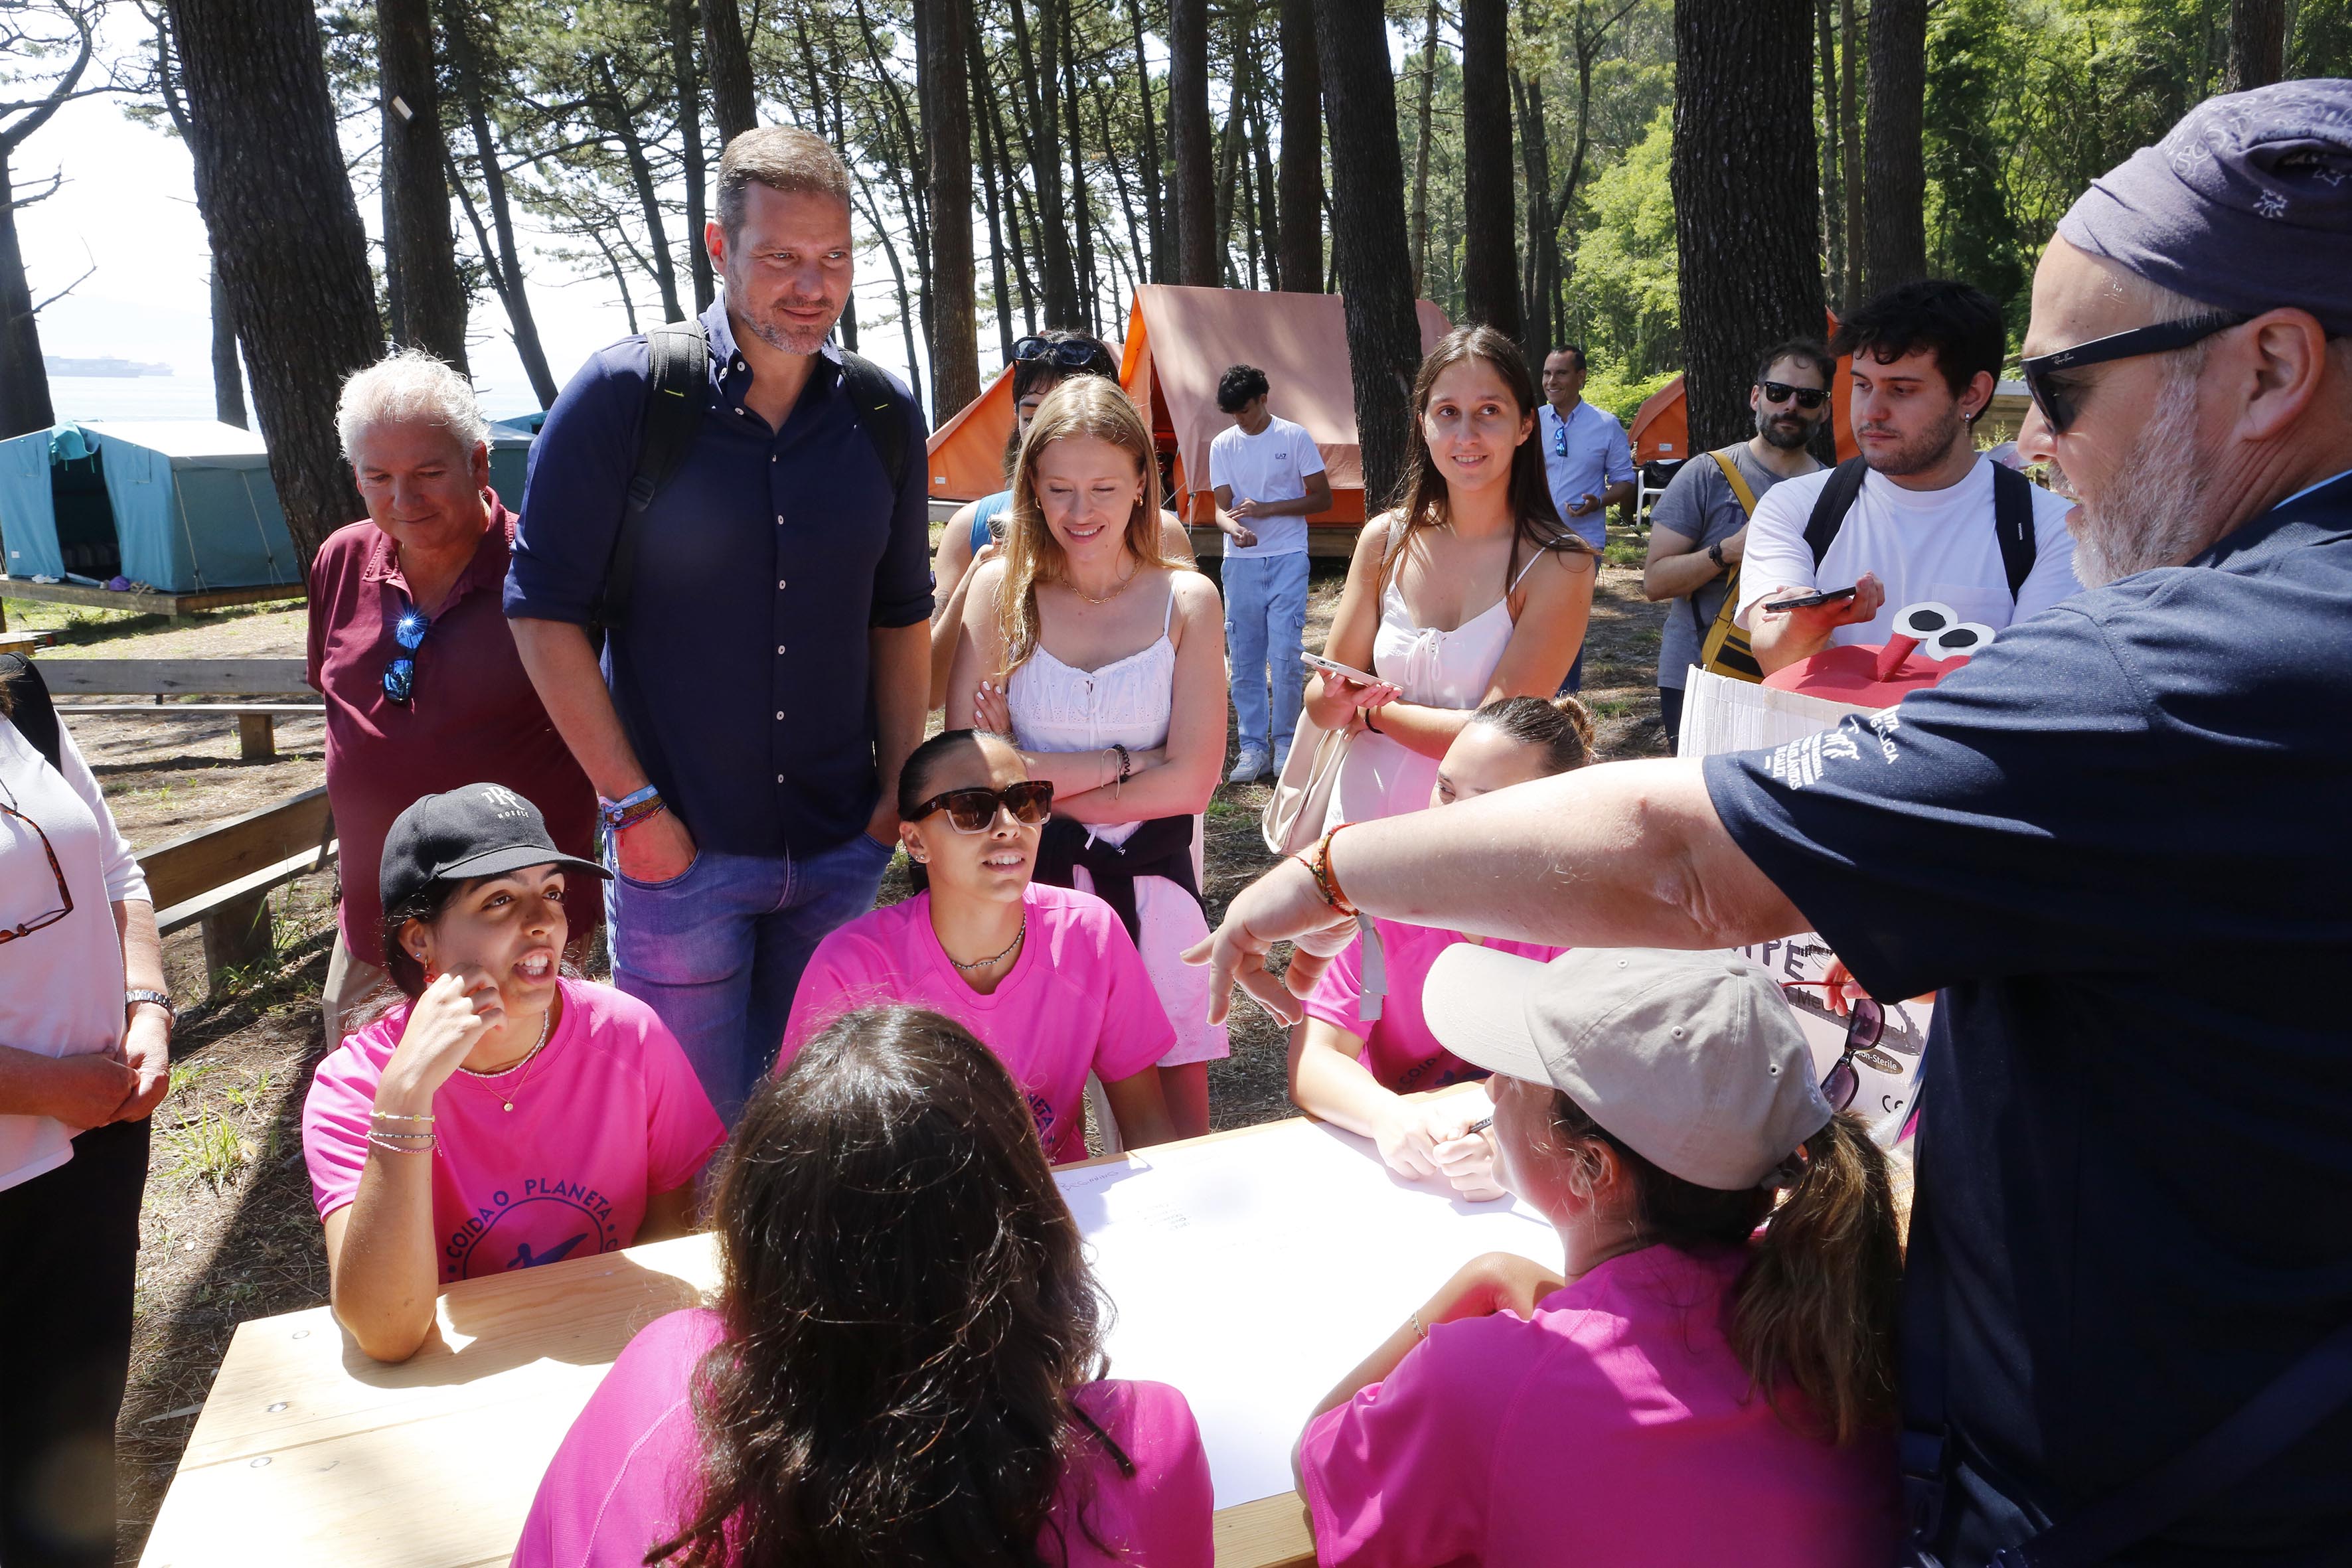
[1738,280,2082,673]
[1211,363,1331,781]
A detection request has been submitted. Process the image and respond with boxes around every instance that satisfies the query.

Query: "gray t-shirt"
[1652,445,1809,690]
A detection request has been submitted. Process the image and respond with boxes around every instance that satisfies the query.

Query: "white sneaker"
[1228,748,1269,783]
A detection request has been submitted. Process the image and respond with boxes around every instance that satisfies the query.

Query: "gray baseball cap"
[1425,945,1834,1191]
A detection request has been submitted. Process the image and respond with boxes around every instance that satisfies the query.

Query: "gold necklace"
[1072,562,1140,607]
[453,1004,554,1112]
[947,912,1026,973]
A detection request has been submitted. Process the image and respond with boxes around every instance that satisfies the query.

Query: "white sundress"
[1007,580,1228,1069]
[1326,544,1547,829]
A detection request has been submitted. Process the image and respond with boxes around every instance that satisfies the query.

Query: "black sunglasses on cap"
[910,779,1055,833]
[1011,336,1117,375]
[1758,380,1829,410]
[2017,312,2246,435]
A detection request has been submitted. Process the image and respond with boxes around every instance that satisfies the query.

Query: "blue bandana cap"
[2056,79,2352,337]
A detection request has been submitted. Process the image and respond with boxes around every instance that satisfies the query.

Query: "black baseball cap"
[379,783,609,913]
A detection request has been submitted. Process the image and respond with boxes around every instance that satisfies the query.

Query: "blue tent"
[0,420,302,591]
[486,414,542,508]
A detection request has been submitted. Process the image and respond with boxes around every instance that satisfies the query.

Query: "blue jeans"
[1223,551,1310,759]
[607,831,894,1125]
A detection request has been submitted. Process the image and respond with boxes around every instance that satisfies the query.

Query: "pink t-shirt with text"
[513,1308,1214,1568]
[1298,1245,1902,1568]
[782,883,1174,1163]
[1301,921,1565,1094]
[302,977,724,1283]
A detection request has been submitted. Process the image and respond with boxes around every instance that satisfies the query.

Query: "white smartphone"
[1301,651,1385,688]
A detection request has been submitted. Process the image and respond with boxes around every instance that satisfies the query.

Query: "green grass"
[161,1109,250,1190]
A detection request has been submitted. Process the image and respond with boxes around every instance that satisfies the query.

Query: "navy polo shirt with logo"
[505,298,933,858]
[1704,473,2352,1563]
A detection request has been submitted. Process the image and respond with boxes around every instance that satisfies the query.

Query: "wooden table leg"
[237,713,277,761]
[200,890,273,980]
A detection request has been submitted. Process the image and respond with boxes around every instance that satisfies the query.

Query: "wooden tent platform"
[0,576,305,627]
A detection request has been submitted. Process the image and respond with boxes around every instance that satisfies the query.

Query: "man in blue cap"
[1194,80,2352,1565]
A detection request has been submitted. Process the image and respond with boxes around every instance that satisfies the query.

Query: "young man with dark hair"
[1736,279,2081,674]
[1211,363,1330,781]
[1641,340,1835,748]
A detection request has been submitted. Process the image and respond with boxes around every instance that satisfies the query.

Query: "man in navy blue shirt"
[506,127,931,1123]
[1194,81,2352,1564]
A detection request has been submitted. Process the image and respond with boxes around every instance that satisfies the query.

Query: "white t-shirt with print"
[1734,455,2083,645]
[1209,414,1326,558]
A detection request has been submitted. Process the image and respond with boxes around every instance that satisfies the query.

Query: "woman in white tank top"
[1310,327,1599,827]
[949,378,1231,1137]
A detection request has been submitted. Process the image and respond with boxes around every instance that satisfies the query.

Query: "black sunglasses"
[0,782,73,946]
[910,779,1055,833]
[1759,380,1828,410]
[1818,997,1886,1114]
[1011,336,1115,375]
[382,602,430,705]
[2017,312,2246,434]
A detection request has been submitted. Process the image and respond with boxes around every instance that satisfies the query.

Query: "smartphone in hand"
[1761,585,1861,613]
[1301,651,1385,686]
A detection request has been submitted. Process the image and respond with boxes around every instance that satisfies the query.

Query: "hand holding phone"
[1302,651,1384,687]
[1762,585,1861,613]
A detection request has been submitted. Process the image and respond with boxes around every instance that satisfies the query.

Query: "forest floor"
[13,525,1672,1565]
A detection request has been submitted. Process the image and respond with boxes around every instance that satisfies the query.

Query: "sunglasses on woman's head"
[911,780,1054,833]
[2017,312,2246,435]
[382,605,431,704]
[1011,337,1115,375]
[1759,381,1828,410]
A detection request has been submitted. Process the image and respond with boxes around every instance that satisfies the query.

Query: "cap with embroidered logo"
[379,783,609,913]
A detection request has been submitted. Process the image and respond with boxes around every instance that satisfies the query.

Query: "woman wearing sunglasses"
[1295,947,1903,1568]
[0,656,173,1565]
[781,730,1178,1161]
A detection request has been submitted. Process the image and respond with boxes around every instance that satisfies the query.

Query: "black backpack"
[591,320,913,629]
[0,653,63,773]
[1802,455,2037,600]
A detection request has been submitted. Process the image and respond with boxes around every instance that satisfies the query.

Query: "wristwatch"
[126,988,175,1026]
[1707,540,1728,569]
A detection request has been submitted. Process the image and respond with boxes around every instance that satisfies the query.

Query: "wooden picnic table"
[0,629,56,655]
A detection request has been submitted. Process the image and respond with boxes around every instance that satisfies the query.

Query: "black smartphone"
[1762,585,1859,613]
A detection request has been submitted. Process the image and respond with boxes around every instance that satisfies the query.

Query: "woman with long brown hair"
[1308,326,1597,828]
[514,1004,1213,1567]
[947,376,1229,1136]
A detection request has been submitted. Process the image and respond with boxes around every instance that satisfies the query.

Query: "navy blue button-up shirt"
[505,299,933,858]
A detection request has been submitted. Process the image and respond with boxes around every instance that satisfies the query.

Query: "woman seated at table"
[1290,695,1594,1200]
[515,1004,1215,1567]
[1294,947,1903,1567]
[301,784,724,1364]
[782,728,1178,1161]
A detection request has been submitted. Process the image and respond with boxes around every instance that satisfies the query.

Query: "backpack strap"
[1804,456,1871,571]
[1990,462,2037,601]
[837,351,911,497]
[594,319,710,631]
[0,654,64,774]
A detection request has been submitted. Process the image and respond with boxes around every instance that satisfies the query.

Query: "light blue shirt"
[1537,400,1634,550]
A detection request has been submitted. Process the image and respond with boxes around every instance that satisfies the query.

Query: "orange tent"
[924,285,1453,537]
[1627,326,1863,466]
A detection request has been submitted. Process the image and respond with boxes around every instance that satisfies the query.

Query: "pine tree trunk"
[1315,0,1425,509]
[1006,0,1080,323]
[970,19,1017,359]
[1213,46,1246,285]
[1459,0,1522,340]
[167,0,384,562]
[209,265,247,428]
[1277,0,1322,293]
[1861,0,1926,295]
[378,0,467,369]
[702,0,756,144]
[920,0,981,415]
[1126,0,1166,282]
[1818,0,1845,307]
[2226,0,2288,89]
[444,2,558,407]
[1408,0,1441,294]
[671,0,714,312]
[1168,0,1217,285]
[1671,0,1826,453]
[1056,0,1099,333]
[1838,0,1864,310]
[1247,50,1281,291]
[592,59,683,323]
[0,154,56,440]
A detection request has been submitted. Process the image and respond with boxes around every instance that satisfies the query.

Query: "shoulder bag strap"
[0,653,63,773]
[837,351,911,496]
[1805,456,1872,572]
[1990,463,2037,602]
[1693,448,1768,684]
[594,320,709,630]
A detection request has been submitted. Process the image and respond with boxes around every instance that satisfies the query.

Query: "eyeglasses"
[1759,381,1828,410]
[2017,312,2245,435]
[0,782,73,946]
[1011,336,1116,376]
[909,779,1055,833]
[1816,996,1885,1113]
[383,603,430,704]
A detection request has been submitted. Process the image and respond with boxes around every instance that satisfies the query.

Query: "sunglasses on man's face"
[1758,380,1829,410]
[2017,312,2246,435]
[910,779,1055,834]
[382,605,430,705]
[0,787,73,947]
[1011,336,1115,375]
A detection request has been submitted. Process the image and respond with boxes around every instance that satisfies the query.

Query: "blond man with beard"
[1190,80,2352,1567]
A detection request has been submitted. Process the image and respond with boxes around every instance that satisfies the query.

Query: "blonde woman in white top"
[1308,326,1597,826]
[950,376,1230,1137]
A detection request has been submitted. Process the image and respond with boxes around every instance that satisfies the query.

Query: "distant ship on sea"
[44,354,173,378]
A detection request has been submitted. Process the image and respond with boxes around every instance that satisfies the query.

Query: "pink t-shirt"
[302,978,724,1283]
[514,1308,1214,1568]
[1301,921,1565,1094]
[1298,1245,1902,1568]
[782,884,1175,1164]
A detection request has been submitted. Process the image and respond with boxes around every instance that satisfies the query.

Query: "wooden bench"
[139,785,337,980]
[40,659,320,760]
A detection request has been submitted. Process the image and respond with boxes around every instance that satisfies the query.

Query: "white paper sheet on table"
[1055,1106,1557,1510]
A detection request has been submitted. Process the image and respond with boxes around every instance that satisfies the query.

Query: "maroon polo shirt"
[307,496,597,965]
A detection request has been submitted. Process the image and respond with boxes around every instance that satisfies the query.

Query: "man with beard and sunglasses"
[506,127,932,1125]
[1641,340,1835,749]
[1189,80,2352,1567]
[1737,280,2083,676]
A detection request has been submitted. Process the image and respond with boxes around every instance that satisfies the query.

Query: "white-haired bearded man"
[1190,80,2352,1566]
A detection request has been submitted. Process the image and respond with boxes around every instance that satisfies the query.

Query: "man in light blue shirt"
[1537,345,1632,690]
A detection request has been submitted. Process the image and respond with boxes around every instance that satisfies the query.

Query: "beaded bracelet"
[1296,824,1358,917]
[369,1110,434,1124]
[367,1131,436,1154]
